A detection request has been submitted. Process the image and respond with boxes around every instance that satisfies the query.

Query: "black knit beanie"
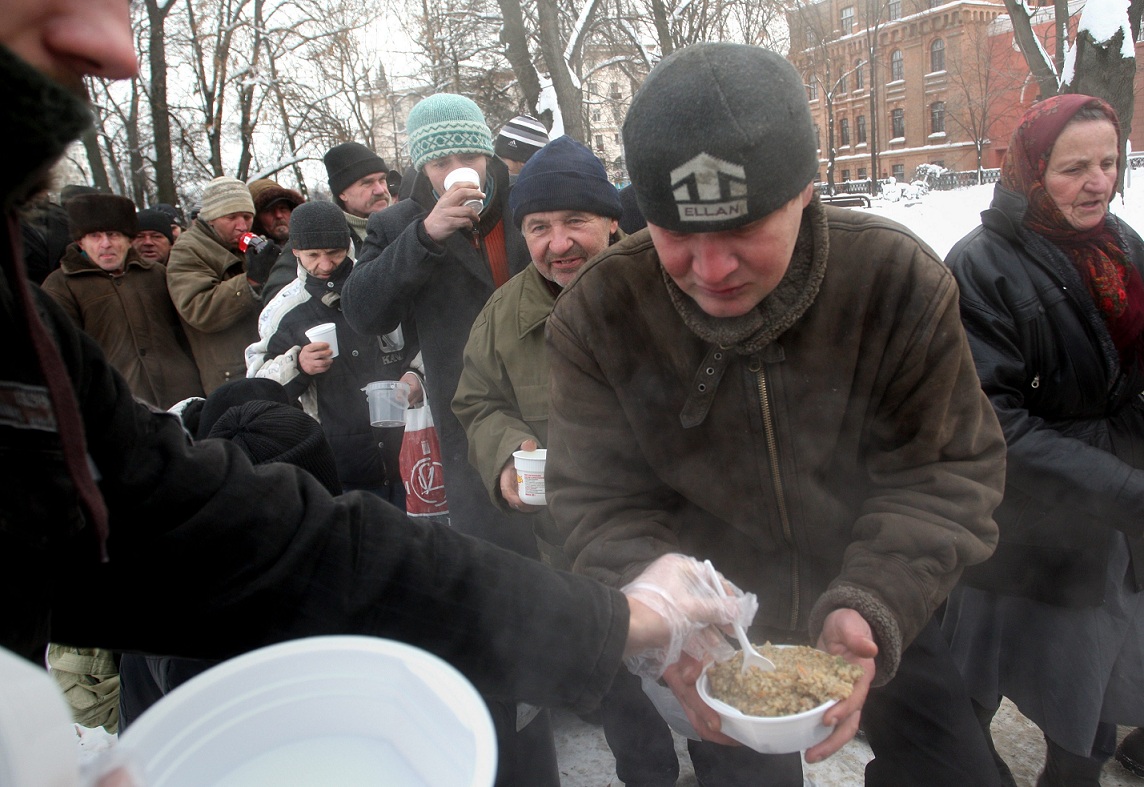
[324,142,388,198]
[206,400,343,496]
[136,209,174,243]
[66,194,138,240]
[509,136,622,228]
[290,201,351,251]
[622,43,818,233]
[195,377,293,440]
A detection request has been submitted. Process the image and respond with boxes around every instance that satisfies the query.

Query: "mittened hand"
[245,239,282,286]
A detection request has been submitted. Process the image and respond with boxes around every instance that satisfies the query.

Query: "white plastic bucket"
[362,381,410,427]
[119,636,497,787]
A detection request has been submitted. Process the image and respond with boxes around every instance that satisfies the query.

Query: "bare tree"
[943,19,1024,181]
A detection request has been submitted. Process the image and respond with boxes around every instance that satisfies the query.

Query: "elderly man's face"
[79,230,130,273]
[256,201,294,243]
[132,230,171,264]
[339,172,391,219]
[649,183,813,318]
[2,0,138,93]
[521,210,616,288]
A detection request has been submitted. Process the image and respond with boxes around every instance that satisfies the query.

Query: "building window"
[814,124,821,150]
[888,0,901,20]
[842,169,851,181]
[892,163,905,181]
[592,109,601,122]
[840,118,850,145]
[838,70,847,93]
[858,167,867,179]
[930,39,945,72]
[841,5,854,33]
[891,108,905,138]
[595,134,604,151]
[855,60,864,89]
[857,115,867,143]
[614,133,621,144]
[807,78,818,101]
[890,50,903,82]
[931,101,945,134]
[609,82,621,98]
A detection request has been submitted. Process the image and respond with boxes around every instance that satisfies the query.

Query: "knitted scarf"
[1001,94,1144,370]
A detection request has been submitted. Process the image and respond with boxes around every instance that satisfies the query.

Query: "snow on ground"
[859,175,1144,260]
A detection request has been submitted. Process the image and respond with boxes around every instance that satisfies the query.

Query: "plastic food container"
[119,636,496,786]
[697,655,839,754]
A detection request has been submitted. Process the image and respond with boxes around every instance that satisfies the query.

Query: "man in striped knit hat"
[494,114,550,178]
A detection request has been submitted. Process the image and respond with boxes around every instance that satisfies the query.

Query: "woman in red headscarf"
[942,94,1144,786]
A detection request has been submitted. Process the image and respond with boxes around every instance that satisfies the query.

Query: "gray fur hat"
[289,200,351,251]
[622,43,818,233]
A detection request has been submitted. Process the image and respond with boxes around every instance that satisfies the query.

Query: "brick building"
[788,0,1144,189]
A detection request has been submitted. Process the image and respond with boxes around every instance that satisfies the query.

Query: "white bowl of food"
[697,643,863,754]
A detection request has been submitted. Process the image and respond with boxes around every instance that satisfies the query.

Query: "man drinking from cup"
[340,92,553,786]
[246,200,422,506]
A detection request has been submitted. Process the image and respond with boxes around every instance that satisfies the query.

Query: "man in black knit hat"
[261,142,392,303]
[546,42,1009,786]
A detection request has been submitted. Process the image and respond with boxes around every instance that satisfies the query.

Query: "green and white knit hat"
[406,93,494,171]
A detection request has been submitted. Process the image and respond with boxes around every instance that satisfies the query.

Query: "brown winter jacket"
[42,245,203,408]
[546,199,1006,684]
[166,219,261,393]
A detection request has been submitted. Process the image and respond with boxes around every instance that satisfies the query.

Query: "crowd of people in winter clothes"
[5,2,1144,786]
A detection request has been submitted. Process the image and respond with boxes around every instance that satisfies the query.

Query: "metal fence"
[817,168,1000,196]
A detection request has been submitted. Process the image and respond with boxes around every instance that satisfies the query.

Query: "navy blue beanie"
[509,136,622,228]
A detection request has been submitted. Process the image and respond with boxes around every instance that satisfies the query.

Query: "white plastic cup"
[512,448,547,506]
[305,322,339,357]
[363,381,410,427]
[443,167,484,211]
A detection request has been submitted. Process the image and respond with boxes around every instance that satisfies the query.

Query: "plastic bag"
[399,404,448,518]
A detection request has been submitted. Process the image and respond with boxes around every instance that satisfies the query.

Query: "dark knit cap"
[60,184,100,204]
[66,194,138,240]
[195,377,293,440]
[290,201,351,251]
[495,115,550,163]
[153,203,184,228]
[324,142,388,198]
[623,43,818,233]
[249,178,304,213]
[136,209,175,243]
[206,400,342,496]
[510,136,622,228]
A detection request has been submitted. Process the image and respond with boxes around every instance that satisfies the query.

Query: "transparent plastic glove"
[621,553,758,680]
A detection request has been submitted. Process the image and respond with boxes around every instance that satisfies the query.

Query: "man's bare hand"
[804,608,877,763]
[661,654,740,745]
[500,438,541,512]
[299,341,333,375]
[422,182,484,243]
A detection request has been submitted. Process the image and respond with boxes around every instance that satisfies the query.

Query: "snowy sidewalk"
[552,699,1144,786]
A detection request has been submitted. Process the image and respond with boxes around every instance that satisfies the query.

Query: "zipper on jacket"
[755,365,800,630]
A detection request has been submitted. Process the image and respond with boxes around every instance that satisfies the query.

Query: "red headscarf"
[1001,94,1144,370]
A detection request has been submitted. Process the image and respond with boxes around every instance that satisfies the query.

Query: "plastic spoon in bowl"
[703,559,775,674]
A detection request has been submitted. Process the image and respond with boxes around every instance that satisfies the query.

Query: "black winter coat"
[341,157,536,555]
[947,184,1144,606]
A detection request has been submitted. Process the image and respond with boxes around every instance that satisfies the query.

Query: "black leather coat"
[947,184,1144,606]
